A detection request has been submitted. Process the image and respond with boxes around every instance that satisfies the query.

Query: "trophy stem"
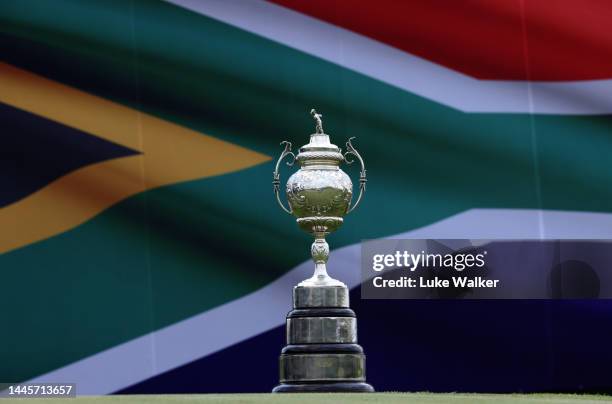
[298,235,345,287]
[312,261,329,282]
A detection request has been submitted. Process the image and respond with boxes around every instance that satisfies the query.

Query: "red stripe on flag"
[270,0,612,81]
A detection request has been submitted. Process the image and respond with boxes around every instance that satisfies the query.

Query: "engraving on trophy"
[271,109,373,393]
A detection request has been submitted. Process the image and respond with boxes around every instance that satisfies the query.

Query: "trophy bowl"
[286,158,352,234]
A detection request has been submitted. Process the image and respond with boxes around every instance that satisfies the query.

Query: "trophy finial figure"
[310,108,324,134]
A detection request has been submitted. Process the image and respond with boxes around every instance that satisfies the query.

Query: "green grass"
[16,393,612,404]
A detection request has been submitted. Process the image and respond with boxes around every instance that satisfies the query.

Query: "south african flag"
[1,0,612,394]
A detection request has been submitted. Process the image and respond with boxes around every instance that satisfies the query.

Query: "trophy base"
[272,285,374,393]
[272,382,374,393]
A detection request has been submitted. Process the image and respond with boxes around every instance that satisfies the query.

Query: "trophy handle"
[344,137,367,214]
[273,141,295,215]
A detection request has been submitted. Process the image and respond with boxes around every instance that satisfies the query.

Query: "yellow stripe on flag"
[0,62,270,254]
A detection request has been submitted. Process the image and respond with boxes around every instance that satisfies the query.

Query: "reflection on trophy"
[271,109,373,392]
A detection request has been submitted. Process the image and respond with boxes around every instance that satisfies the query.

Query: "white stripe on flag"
[165,0,612,115]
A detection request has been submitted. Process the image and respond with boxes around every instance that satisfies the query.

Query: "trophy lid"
[296,109,344,165]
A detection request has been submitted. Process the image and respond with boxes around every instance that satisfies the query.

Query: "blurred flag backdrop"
[2,0,612,395]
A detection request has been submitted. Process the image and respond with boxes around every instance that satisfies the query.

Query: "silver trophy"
[272,109,373,392]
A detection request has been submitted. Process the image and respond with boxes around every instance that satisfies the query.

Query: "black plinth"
[273,285,374,393]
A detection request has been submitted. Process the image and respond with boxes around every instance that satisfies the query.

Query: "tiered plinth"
[272,285,374,393]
